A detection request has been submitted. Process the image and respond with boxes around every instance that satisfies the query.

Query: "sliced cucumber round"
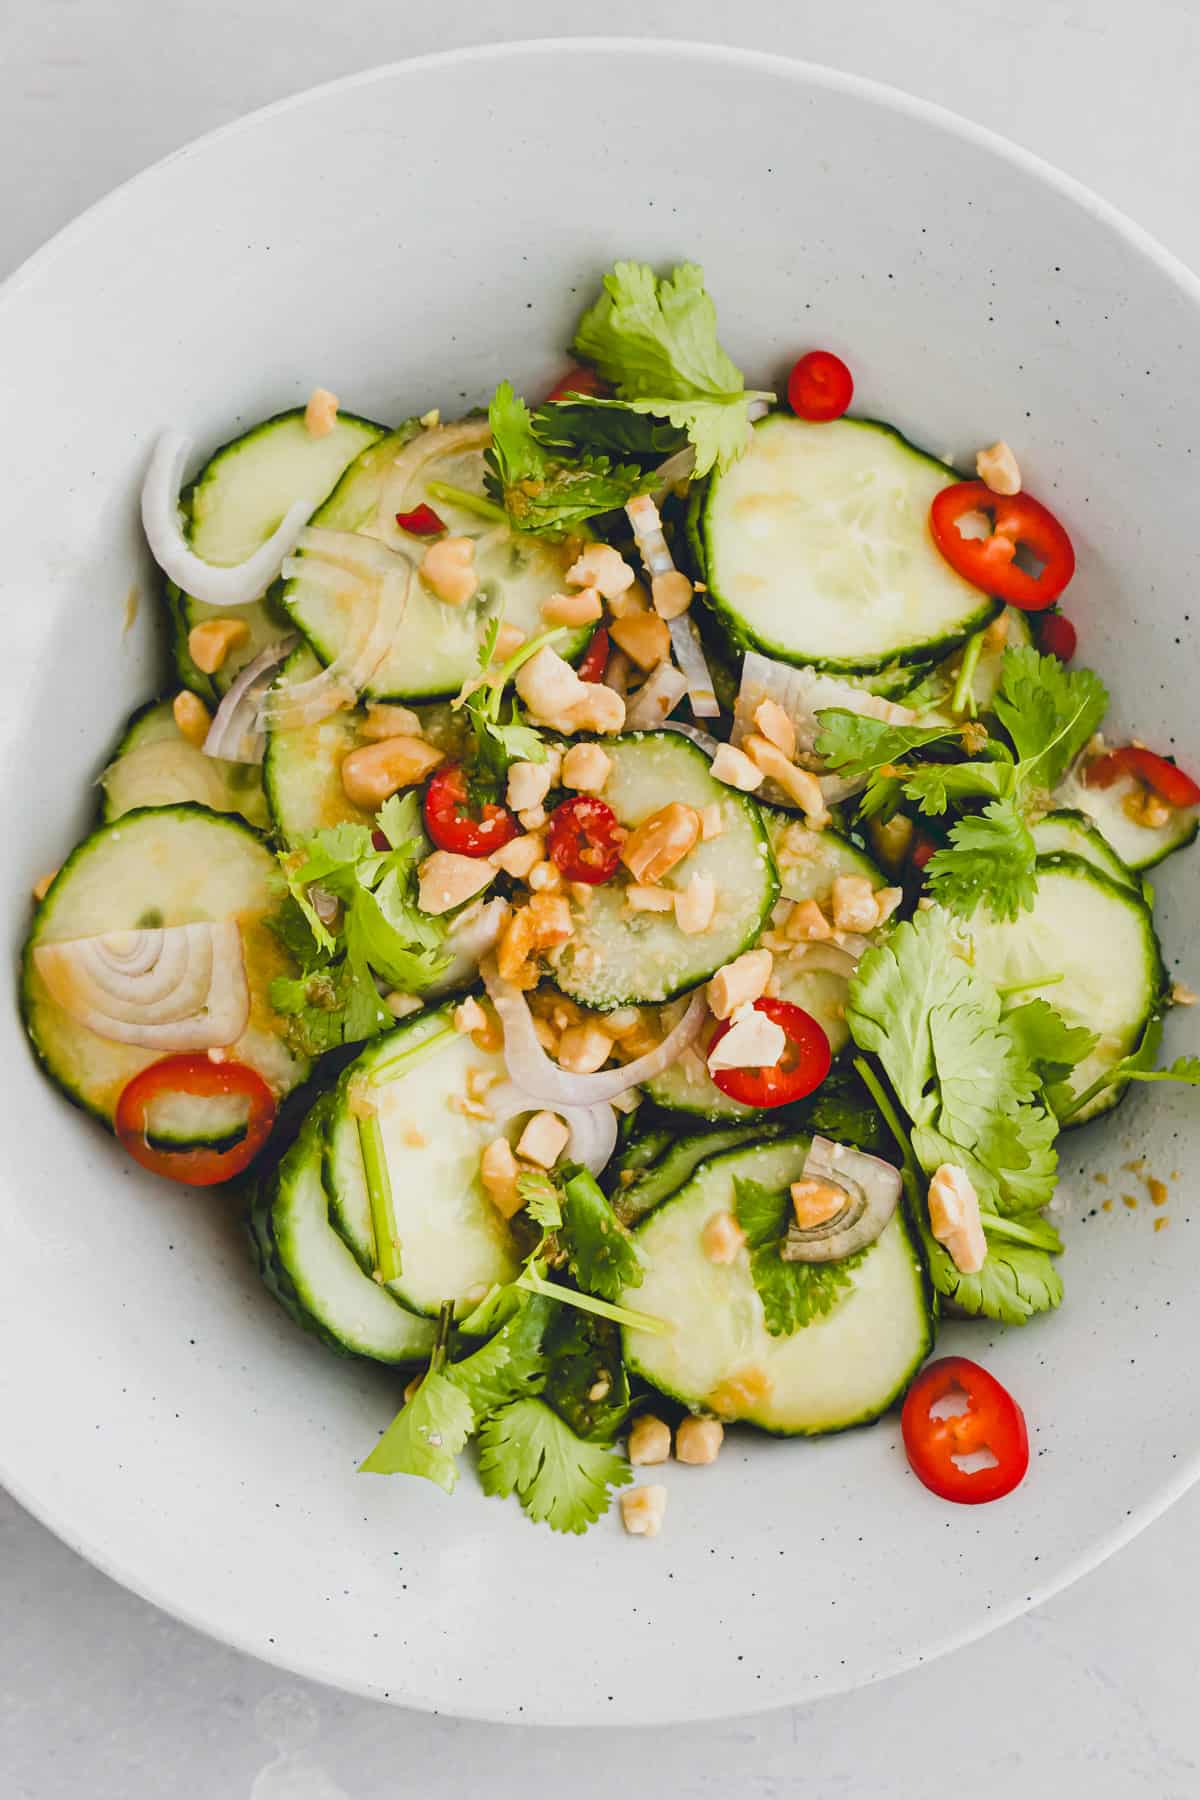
[22,805,309,1135]
[1031,808,1137,892]
[323,1007,522,1316]
[263,645,470,846]
[962,853,1166,1124]
[615,1123,778,1226]
[102,698,270,831]
[917,606,1032,722]
[621,1138,932,1435]
[283,421,590,701]
[550,732,779,1009]
[695,415,999,674]
[172,408,388,701]
[1055,765,1199,872]
[252,1100,435,1364]
[643,817,883,1118]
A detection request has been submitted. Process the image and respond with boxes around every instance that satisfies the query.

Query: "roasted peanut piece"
[417,850,496,915]
[480,1137,523,1219]
[976,439,1022,496]
[711,742,764,793]
[561,742,611,793]
[172,690,211,748]
[620,1485,668,1537]
[527,892,573,948]
[490,833,544,880]
[453,996,489,1038]
[516,1110,570,1169]
[651,570,693,620]
[384,991,422,1019]
[359,702,422,741]
[699,802,724,841]
[830,874,880,933]
[556,1020,612,1074]
[620,802,702,884]
[421,535,478,606]
[625,884,675,914]
[610,611,672,672]
[790,1178,846,1229]
[628,1415,672,1466]
[494,622,526,660]
[675,872,716,936]
[873,886,904,927]
[785,899,832,942]
[542,587,603,627]
[187,617,249,675]
[707,948,773,1021]
[701,1210,745,1265]
[341,735,444,809]
[707,1003,786,1072]
[528,859,562,894]
[304,387,339,437]
[743,735,829,825]
[675,1418,724,1466]
[567,543,635,600]
[753,697,797,761]
[928,1163,987,1274]
[31,869,59,903]
[507,760,554,814]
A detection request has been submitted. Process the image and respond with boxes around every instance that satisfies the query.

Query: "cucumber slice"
[615,1124,777,1226]
[643,817,883,1118]
[695,415,999,673]
[1055,765,1199,872]
[323,1008,522,1316]
[962,853,1166,1124]
[101,698,270,831]
[253,1100,435,1364]
[1031,809,1137,892]
[916,607,1032,721]
[621,1138,932,1435]
[283,422,590,701]
[173,408,388,700]
[22,805,308,1135]
[263,645,469,845]
[551,732,779,1009]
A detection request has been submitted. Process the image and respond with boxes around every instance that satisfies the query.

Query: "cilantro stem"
[358,1113,402,1283]
[430,1299,454,1374]
[367,1024,457,1087]
[978,1209,1062,1252]
[494,624,570,691]
[996,972,1065,998]
[425,480,508,525]
[1053,1067,1117,1123]
[516,1268,670,1336]
[951,631,985,718]
[852,1055,927,1215]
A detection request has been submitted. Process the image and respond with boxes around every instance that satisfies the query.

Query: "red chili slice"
[901,1356,1030,1505]
[114,1054,277,1187]
[544,366,609,403]
[1037,611,1077,662]
[929,480,1075,611]
[395,503,446,537]
[547,795,623,884]
[707,997,831,1109]
[787,350,854,423]
[577,628,610,684]
[423,762,519,858]
[1085,745,1200,810]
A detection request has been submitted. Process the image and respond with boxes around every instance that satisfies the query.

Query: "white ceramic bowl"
[2,40,1198,1726]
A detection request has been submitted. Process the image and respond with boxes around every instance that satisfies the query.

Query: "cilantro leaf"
[844,908,971,1120]
[485,380,647,534]
[447,1294,550,1418]
[560,1168,643,1302]
[813,710,959,781]
[901,758,1013,817]
[359,1369,474,1494]
[925,796,1038,921]
[993,647,1108,792]
[539,1310,632,1443]
[1000,998,1098,1087]
[477,1397,631,1534]
[922,1227,1064,1325]
[732,1176,865,1337]
[517,1168,563,1231]
[571,261,771,476]
[533,402,687,461]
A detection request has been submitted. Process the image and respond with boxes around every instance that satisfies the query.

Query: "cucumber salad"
[23,262,1200,1534]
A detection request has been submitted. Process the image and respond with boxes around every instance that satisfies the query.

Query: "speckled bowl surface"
[1,40,1198,1725]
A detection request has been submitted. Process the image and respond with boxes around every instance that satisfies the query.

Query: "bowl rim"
[5,35,1200,1719]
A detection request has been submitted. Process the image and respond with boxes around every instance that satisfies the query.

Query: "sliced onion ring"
[486,1081,618,1179]
[625,663,688,731]
[481,956,706,1108]
[780,1135,901,1263]
[34,921,250,1051]
[203,635,299,764]
[142,432,311,607]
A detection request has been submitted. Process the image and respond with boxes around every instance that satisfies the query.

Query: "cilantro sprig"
[733,1175,866,1337]
[485,380,649,536]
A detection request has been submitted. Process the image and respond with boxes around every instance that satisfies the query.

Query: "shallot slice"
[142,432,311,607]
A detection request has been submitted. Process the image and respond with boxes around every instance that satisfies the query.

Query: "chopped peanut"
[359,702,423,741]
[1124,787,1172,829]
[868,812,915,870]
[172,690,211,748]
[675,1418,724,1466]
[976,439,1022,496]
[610,611,672,672]
[187,616,249,675]
[516,645,626,735]
[384,992,422,1019]
[620,803,702,883]
[607,581,650,620]
[507,760,554,814]
[707,948,773,1020]
[928,1163,987,1274]
[701,1210,745,1265]
[519,806,548,831]
[421,535,478,606]
[628,1415,672,1466]
[613,1013,663,1060]
[542,587,603,627]
[873,886,903,927]
[304,387,339,437]
[753,697,797,761]
[651,570,693,620]
[831,874,880,933]
[626,884,675,914]
[561,742,611,793]
[494,622,526,660]
[532,1015,559,1053]
[341,735,444,809]
[480,1137,523,1219]
[417,850,495,915]
[790,1179,846,1229]
[556,1020,612,1074]
[497,908,538,986]
[1172,981,1198,1007]
[570,683,626,735]
[743,735,829,825]
[566,543,634,600]
[620,1485,667,1537]
[707,1003,786,1072]
[708,1366,772,1418]
[490,833,544,879]
[453,996,488,1038]
[528,891,573,947]
[528,859,562,894]
[983,612,1011,652]
[711,741,764,793]
[699,802,724,841]
[516,1110,570,1169]
[675,872,716,936]
[785,899,832,942]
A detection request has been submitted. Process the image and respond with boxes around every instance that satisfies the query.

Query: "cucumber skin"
[246,1104,356,1359]
[692,415,1002,675]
